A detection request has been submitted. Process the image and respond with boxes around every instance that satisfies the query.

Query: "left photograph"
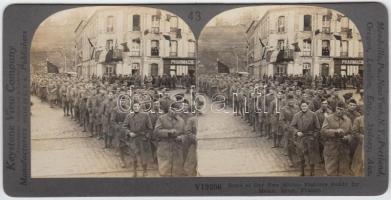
[30,6,197,178]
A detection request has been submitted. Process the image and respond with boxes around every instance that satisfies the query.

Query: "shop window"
[105,65,115,76]
[132,15,140,31]
[278,16,285,33]
[322,40,330,56]
[303,15,312,31]
[151,40,159,56]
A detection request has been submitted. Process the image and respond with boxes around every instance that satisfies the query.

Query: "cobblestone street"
[31,96,159,178]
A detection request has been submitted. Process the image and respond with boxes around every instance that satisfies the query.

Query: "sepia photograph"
[197,5,364,177]
[30,6,197,178]
[30,5,365,179]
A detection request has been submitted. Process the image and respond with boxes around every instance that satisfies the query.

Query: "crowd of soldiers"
[198,73,364,176]
[31,72,197,177]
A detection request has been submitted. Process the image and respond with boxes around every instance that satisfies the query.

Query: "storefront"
[334,58,364,77]
[163,57,196,77]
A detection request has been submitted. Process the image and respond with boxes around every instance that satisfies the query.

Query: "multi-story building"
[74,7,196,78]
[246,6,364,78]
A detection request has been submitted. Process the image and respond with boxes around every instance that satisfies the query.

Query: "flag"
[144,29,149,35]
[291,42,301,52]
[334,35,342,40]
[47,61,59,73]
[87,38,94,47]
[163,35,171,40]
[121,42,130,52]
[90,47,95,59]
[314,29,320,35]
[261,49,267,60]
[217,61,230,73]
[166,14,171,21]
[259,38,265,47]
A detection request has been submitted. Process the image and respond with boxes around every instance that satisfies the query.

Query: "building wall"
[246,6,363,79]
[74,7,196,78]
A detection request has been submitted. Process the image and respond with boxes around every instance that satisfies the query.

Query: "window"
[151,40,159,56]
[277,40,285,50]
[303,15,312,31]
[170,40,178,57]
[322,40,330,56]
[132,15,140,31]
[341,17,349,32]
[322,15,331,33]
[106,39,113,50]
[130,39,140,56]
[341,40,348,57]
[277,16,285,33]
[151,63,159,76]
[302,39,311,56]
[106,16,114,33]
[170,16,178,32]
[303,63,311,75]
[188,41,195,57]
[151,15,160,34]
[321,63,329,76]
[131,63,140,75]
[105,65,115,76]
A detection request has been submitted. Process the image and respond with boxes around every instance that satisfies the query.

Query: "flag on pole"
[291,42,301,52]
[47,60,59,73]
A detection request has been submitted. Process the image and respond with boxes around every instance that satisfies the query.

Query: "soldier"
[321,102,352,176]
[149,100,163,164]
[279,94,300,167]
[79,95,88,132]
[154,102,186,176]
[123,102,153,177]
[290,100,321,176]
[103,91,115,148]
[60,83,69,116]
[351,114,364,176]
[269,90,285,148]
[183,112,197,176]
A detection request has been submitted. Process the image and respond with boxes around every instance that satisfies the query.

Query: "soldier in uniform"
[154,102,186,176]
[269,90,285,148]
[279,94,300,167]
[320,102,352,176]
[351,114,364,176]
[183,111,197,176]
[123,102,153,177]
[103,91,115,148]
[290,100,321,176]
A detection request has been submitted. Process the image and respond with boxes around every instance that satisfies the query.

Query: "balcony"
[170,27,178,33]
[130,51,140,56]
[169,52,178,57]
[151,27,160,34]
[322,27,331,34]
[188,52,196,57]
[303,26,312,31]
[302,51,311,57]
[132,26,140,31]
[340,52,348,57]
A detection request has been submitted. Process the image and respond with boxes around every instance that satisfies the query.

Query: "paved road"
[31,95,160,178]
[197,89,358,177]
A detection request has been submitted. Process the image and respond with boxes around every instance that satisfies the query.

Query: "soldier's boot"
[310,164,315,176]
[300,160,305,176]
[142,164,148,177]
[277,135,283,148]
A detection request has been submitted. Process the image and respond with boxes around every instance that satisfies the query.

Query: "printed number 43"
[188,11,201,21]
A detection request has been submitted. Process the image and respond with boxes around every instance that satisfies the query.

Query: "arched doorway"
[150,63,159,76]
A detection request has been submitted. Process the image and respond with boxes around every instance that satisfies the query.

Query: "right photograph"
[196,5,364,177]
